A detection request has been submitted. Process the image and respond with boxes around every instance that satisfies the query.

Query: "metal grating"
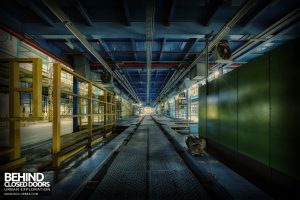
[109,153,147,172]
[150,170,209,200]
[90,116,209,199]
[90,171,147,200]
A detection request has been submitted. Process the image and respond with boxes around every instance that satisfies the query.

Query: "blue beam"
[76,1,93,26]
[201,0,222,26]
[69,39,85,52]
[25,0,54,27]
[182,38,199,61]
[23,22,249,39]
[73,77,79,132]
[155,69,158,78]
[157,69,172,95]
[0,8,22,32]
[124,70,139,95]
[235,21,300,61]
[99,39,115,61]
[122,0,131,26]
[239,0,273,27]
[65,39,75,50]
[166,0,176,26]
[131,39,137,61]
[159,38,166,61]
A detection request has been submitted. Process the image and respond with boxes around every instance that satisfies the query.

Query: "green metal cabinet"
[198,85,207,138]
[197,38,300,180]
[237,55,270,165]
[207,79,219,142]
[270,39,300,179]
[218,70,238,151]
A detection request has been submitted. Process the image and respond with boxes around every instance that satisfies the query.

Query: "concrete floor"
[0,117,142,148]
[0,120,73,147]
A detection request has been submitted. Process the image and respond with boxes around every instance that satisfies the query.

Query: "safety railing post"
[87,82,93,147]
[32,58,43,118]
[52,63,61,167]
[9,61,21,160]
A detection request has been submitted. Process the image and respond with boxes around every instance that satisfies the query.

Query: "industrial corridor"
[0,0,300,199]
[44,116,270,200]
[77,116,208,200]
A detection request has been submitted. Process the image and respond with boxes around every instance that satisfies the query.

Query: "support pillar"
[52,63,61,167]
[32,58,43,118]
[87,82,92,147]
[73,77,79,132]
[9,61,20,160]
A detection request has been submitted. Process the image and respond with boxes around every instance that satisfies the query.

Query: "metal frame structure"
[52,63,116,168]
[145,0,155,105]
[41,0,140,103]
[154,0,256,105]
[0,58,42,171]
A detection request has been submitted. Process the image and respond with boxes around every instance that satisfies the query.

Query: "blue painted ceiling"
[0,0,300,104]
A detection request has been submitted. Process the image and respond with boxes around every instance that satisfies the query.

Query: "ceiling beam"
[155,69,159,78]
[98,39,115,61]
[233,11,300,60]
[65,39,75,50]
[155,0,256,106]
[63,50,202,55]
[42,0,140,103]
[97,38,140,98]
[75,1,93,26]
[156,69,172,101]
[25,0,54,27]
[122,0,131,26]
[90,63,190,68]
[68,39,85,52]
[165,0,176,26]
[124,70,139,94]
[145,0,155,105]
[130,81,166,84]
[181,38,199,61]
[211,9,300,71]
[159,38,166,61]
[131,39,137,61]
[0,8,22,31]
[201,0,222,26]
[239,0,273,27]
[21,22,213,38]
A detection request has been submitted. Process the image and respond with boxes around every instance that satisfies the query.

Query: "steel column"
[73,77,79,132]
[87,82,92,147]
[52,63,61,167]
[32,58,43,118]
[9,61,20,160]
[104,91,107,132]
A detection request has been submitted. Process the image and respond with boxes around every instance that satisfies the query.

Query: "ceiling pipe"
[211,7,300,71]
[233,7,300,59]
[145,0,155,105]
[114,70,140,100]
[154,0,256,106]
[90,63,194,68]
[41,0,140,103]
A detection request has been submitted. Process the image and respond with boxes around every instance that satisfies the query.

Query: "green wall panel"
[197,39,300,180]
[237,55,270,165]
[207,79,219,142]
[270,39,300,179]
[198,85,207,138]
[218,70,238,151]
